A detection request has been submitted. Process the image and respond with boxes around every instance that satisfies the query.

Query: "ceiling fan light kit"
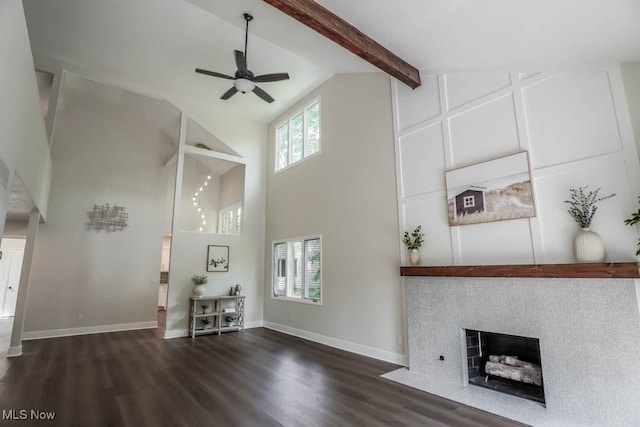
[234,78,255,93]
[195,12,290,103]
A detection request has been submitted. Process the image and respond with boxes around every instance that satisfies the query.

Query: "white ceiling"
[22,0,640,124]
[313,0,640,70]
[22,0,333,124]
[61,73,182,148]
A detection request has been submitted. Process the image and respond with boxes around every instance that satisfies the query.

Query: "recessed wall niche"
[179,153,245,234]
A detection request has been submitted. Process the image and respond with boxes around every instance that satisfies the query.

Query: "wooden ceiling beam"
[262,0,421,89]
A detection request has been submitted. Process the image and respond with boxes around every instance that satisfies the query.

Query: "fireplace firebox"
[465,329,545,404]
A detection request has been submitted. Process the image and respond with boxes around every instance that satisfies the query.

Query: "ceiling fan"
[195,13,290,104]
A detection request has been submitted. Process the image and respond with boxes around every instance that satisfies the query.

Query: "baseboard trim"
[6,345,22,357]
[22,321,158,340]
[164,329,188,339]
[164,320,264,340]
[245,320,264,329]
[263,321,408,366]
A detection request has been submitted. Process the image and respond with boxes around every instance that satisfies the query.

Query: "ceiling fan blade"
[254,73,290,83]
[252,85,274,103]
[221,87,238,100]
[195,68,234,80]
[235,50,247,72]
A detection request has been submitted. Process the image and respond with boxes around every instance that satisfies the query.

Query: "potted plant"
[225,314,237,327]
[403,225,425,266]
[564,186,615,262]
[201,317,211,329]
[624,196,640,256]
[191,274,208,297]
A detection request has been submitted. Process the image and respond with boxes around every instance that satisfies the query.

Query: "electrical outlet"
[77,314,84,322]
[290,313,294,321]
[396,334,403,345]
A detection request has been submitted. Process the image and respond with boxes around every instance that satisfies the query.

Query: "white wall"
[19,50,267,340]
[263,73,404,362]
[24,93,174,334]
[394,67,640,265]
[219,164,245,209]
[164,116,266,338]
[0,0,52,236]
[621,62,640,160]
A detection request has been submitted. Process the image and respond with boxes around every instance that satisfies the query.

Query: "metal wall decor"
[86,203,129,232]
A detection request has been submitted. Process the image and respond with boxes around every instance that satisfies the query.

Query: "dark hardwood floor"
[0,328,526,426]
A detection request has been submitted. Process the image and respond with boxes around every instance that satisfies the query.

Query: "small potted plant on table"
[191,274,208,297]
[225,314,237,327]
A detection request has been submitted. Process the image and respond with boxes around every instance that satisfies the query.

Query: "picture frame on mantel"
[207,245,229,272]
[445,151,536,226]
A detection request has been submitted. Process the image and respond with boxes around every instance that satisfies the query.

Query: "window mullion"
[302,239,307,299]
[303,108,308,158]
[288,119,293,166]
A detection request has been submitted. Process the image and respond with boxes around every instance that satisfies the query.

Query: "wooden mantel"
[400,262,640,279]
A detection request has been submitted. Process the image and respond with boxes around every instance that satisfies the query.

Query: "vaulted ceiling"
[22,0,640,124]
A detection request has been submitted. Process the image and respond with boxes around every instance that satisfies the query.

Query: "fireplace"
[465,329,545,404]
[400,268,640,425]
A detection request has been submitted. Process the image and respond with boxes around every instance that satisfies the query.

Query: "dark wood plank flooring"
[0,328,526,426]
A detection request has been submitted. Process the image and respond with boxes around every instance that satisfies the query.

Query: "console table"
[188,295,245,338]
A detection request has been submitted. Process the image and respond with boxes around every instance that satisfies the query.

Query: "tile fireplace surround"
[395,263,640,426]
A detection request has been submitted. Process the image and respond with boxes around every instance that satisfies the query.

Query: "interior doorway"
[157,234,170,337]
[0,238,26,357]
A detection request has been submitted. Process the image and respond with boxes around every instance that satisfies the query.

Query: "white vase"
[409,249,420,266]
[574,228,605,262]
[193,284,207,297]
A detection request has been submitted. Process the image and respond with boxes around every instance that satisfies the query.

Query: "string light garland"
[192,166,212,232]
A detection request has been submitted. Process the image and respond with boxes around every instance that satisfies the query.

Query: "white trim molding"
[263,321,408,366]
[6,345,22,357]
[22,321,158,340]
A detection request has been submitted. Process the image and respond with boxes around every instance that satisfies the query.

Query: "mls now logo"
[3,410,56,420]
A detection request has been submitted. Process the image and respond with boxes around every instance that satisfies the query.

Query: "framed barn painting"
[445,152,536,226]
[207,245,229,272]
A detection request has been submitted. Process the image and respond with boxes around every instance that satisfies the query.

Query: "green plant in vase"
[225,314,237,327]
[624,196,640,256]
[564,186,615,262]
[403,225,424,266]
[191,274,208,297]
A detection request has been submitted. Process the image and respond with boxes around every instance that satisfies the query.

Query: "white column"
[7,208,40,357]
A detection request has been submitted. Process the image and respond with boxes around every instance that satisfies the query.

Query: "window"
[217,203,242,234]
[275,99,320,172]
[272,235,321,303]
[463,196,475,208]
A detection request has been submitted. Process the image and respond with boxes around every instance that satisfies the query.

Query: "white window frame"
[463,195,475,208]
[271,234,322,305]
[274,97,321,174]
[217,203,242,235]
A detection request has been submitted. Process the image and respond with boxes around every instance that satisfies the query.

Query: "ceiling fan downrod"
[243,13,252,65]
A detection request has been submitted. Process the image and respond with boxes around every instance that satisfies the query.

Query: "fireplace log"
[485,361,542,386]
[489,355,537,369]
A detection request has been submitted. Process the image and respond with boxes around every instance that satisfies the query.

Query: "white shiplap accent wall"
[393,66,640,265]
